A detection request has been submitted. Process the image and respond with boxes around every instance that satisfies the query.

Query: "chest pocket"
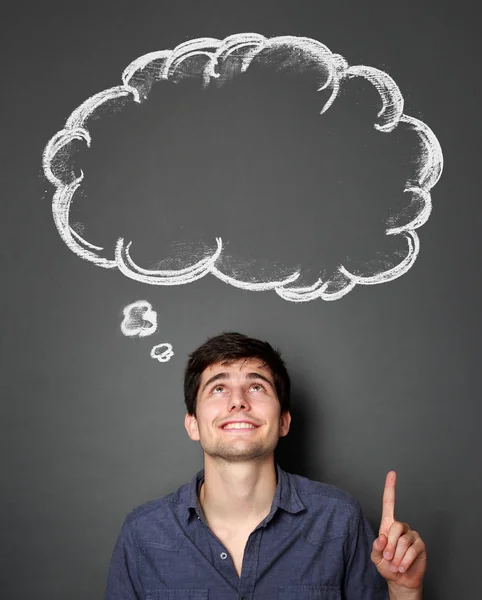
[146,590,208,600]
[278,584,341,600]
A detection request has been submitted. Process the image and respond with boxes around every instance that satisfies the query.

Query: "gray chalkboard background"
[1,1,481,598]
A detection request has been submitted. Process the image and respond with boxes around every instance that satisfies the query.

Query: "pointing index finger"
[381,471,397,529]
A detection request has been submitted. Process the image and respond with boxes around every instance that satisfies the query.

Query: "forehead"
[199,358,274,382]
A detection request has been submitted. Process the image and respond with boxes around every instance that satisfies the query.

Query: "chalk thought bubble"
[121,300,157,337]
[151,343,174,363]
[43,33,443,301]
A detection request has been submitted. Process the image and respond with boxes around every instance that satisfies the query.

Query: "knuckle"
[416,538,426,551]
[393,521,404,534]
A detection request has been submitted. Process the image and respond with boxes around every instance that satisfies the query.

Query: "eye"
[212,384,227,394]
[249,383,265,392]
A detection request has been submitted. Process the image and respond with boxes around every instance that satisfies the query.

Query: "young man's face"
[185,358,291,463]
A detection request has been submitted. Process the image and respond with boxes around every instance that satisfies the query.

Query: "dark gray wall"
[1,1,480,599]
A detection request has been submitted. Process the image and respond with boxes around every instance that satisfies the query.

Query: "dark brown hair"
[184,332,290,416]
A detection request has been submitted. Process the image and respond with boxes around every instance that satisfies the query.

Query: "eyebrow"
[201,372,274,393]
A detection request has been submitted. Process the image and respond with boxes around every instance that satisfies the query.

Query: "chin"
[202,440,278,462]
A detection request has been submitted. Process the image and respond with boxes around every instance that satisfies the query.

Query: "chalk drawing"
[151,343,174,363]
[43,33,443,301]
[121,300,157,337]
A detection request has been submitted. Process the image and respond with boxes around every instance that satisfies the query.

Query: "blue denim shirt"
[104,464,389,599]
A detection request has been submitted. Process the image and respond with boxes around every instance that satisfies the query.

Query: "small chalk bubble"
[121,300,157,337]
[151,343,174,363]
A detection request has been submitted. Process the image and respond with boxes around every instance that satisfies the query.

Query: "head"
[184,332,291,463]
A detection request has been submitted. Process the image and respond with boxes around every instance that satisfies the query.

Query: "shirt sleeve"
[343,504,389,600]
[104,518,143,600]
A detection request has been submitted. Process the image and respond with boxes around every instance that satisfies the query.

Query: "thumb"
[371,533,388,562]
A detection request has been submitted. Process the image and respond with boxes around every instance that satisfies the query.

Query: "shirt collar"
[186,462,305,521]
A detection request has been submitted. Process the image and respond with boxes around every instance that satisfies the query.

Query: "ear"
[184,412,200,441]
[279,410,291,438]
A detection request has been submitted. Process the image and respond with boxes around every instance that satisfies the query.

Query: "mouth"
[219,422,260,432]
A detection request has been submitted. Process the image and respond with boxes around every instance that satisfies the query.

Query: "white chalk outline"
[150,343,174,362]
[120,300,157,337]
[42,33,443,301]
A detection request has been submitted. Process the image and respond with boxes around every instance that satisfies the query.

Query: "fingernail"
[399,566,405,573]
[384,552,392,559]
[390,565,398,572]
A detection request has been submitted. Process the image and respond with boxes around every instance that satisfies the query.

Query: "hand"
[370,471,427,589]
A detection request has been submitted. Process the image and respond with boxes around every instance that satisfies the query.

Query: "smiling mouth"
[221,423,259,430]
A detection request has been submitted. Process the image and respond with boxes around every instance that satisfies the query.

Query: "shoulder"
[126,481,190,522]
[288,471,361,511]
[120,479,194,550]
[284,471,365,543]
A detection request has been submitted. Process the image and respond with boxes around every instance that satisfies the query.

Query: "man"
[105,332,426,599]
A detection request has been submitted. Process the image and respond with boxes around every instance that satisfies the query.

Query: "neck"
[199,455,278,528]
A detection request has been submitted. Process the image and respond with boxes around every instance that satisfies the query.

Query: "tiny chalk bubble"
[151,343,174,363]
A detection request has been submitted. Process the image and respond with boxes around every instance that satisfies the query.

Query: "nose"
[228,387,251,411]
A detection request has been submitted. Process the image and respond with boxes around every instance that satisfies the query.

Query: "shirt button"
[220,552,228,560]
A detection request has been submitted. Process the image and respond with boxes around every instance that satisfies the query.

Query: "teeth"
[223,423,257,430]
